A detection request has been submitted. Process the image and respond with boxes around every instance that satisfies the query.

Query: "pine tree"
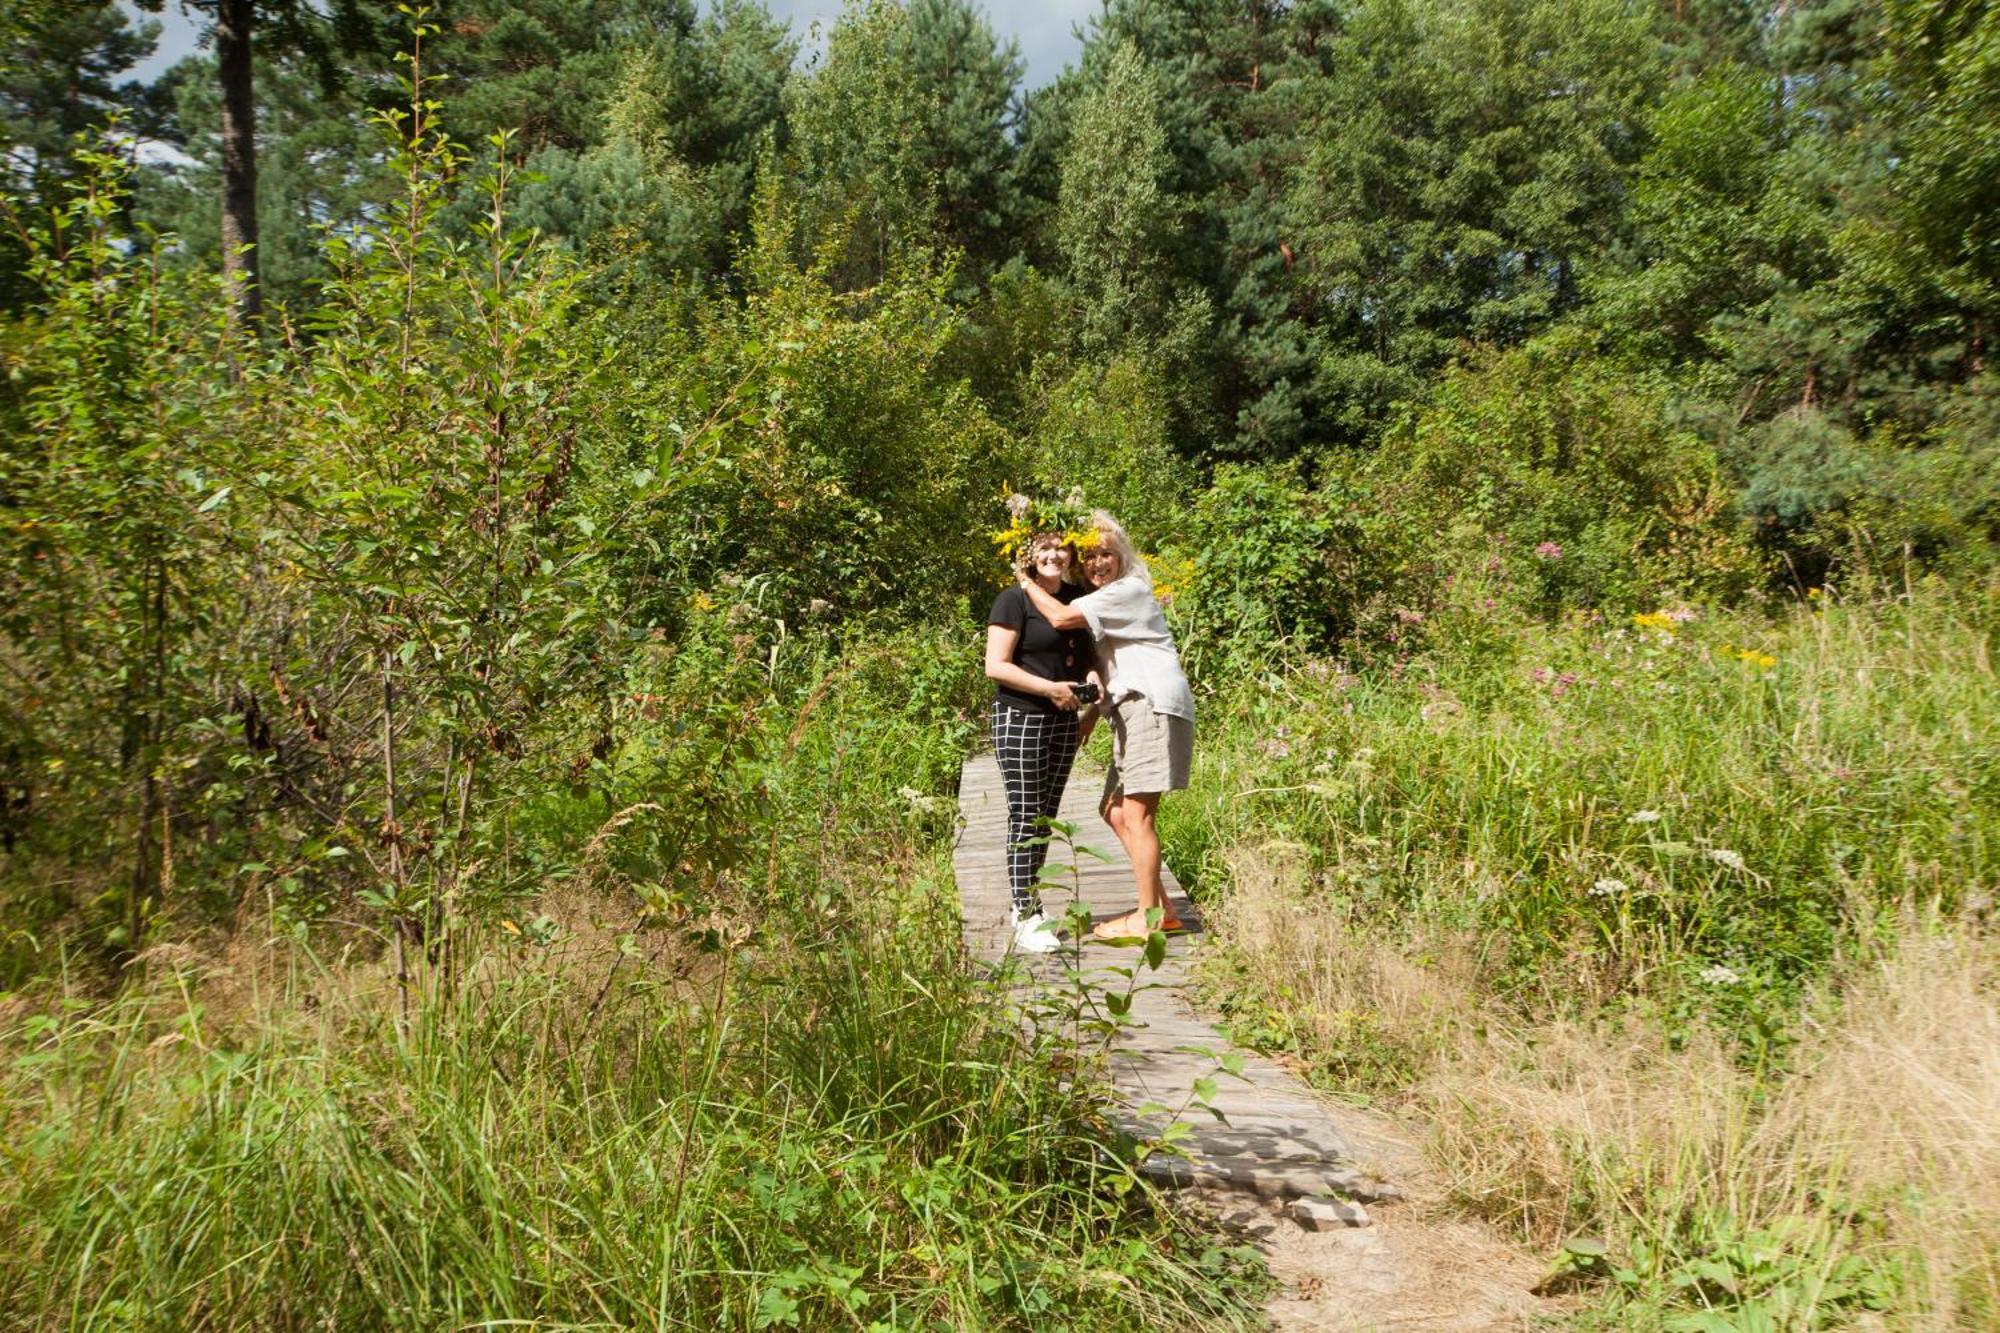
[785,0,1023,287]
[1287,0,1664,443]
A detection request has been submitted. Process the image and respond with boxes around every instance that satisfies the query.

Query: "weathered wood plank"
[951,751,1399,1206]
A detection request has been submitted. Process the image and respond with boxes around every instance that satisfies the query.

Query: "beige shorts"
[1102,693,1192,798]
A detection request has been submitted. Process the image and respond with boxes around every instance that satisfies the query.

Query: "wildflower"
[1632,611,1677,636]
[1535,541,1564,560]
[1735,648,1777,670]
[1707,848,1746,872]
[1699,964,1742,986]
[1590,878,1629,897]
[691,592,716,612]
[1005,491,1032,520]
[1666,606,1698,624]
[1626,810,1662,824]
[1255,738,1292,759]
[1531,667,1551,684]
[897,786,952,816]
[1550,670,1578,700]
[1394,608,1426,625]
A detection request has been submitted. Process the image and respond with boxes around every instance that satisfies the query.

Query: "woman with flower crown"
[983,497,1098,954]
[1016,510,1193,942]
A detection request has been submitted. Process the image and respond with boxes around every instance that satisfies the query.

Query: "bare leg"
[1094,792,1181,937]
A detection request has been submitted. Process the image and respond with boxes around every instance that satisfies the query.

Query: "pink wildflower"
[1535,541,1563,560]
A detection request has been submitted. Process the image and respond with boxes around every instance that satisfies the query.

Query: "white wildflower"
[1626,810,1662,824]
[1590,878,1629,897]
[1699,964,1742,986]
[897,786,952,816]
[1707,848,1747,872]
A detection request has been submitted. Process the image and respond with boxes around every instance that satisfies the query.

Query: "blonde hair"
[1014,530,1080,582]
[1087,510,1150,588]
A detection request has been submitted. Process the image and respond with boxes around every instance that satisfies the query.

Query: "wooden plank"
[951,752,1398,1206]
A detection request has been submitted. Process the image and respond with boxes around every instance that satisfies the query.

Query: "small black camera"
[1071,682,1102,705]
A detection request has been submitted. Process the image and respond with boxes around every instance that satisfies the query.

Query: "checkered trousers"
[991,703,1081,914]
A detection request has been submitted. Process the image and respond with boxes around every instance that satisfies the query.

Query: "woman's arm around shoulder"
[1018,575,1089,631]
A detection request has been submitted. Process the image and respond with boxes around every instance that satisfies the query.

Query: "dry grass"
[1766,929,2000,1323]
[1206,844,2000,1326]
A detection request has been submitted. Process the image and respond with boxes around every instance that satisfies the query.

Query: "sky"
[118,1,1098,91]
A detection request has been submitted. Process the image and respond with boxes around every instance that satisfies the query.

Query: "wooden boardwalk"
[951,753,1401,1206]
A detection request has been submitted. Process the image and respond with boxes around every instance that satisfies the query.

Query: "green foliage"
[1057,40,1182,353]
[1356,340,1761,633]
[1289,0,1665,443]
[784,0,1022,288]
[0,901,1262,1329]
[137,41,400,312]
[640,234,1018,624]
[0,138,234,957]
[1164,589,1998,1008]
[1016,355,1194,549]
[1579,1210,1898,1331]
[0,1,157,301]
[506,2,796,290]
[1172,463,1339,673]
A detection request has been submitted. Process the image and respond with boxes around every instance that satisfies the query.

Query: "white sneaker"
[1010,909,1062,954]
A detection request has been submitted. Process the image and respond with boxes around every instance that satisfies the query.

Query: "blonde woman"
[984,531,1097,954]
[1017,512,1192,941]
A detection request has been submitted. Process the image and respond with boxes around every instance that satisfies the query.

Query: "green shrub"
[1170,462,1341,674]
[1336,336,1762,650]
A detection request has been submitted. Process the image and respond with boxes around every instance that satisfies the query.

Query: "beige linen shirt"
[1073,574,1195,721]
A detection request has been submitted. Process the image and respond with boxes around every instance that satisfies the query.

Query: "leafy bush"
[1338,337,1762,645]
[1169,463,1341,674]
[635,234,1020,628]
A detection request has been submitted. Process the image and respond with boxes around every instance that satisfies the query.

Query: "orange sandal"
[1090,912,1186,942]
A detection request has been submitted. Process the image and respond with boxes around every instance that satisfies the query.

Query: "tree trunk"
[216,0,260,329]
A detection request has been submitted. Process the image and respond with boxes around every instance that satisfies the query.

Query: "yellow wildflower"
[1632,611,1677,636]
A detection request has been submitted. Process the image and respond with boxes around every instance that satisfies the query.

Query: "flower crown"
[990,488,1102,563]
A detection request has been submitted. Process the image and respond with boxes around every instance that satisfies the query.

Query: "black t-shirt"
[988,584,1091,714]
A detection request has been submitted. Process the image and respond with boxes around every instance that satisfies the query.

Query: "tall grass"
[1167,588,1999,1326]
[0,624,1265,1330]
[1168,589,1996,1005]
[0,869,1260,1329]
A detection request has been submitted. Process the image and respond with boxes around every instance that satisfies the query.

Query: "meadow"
[1166,585,1999,1329]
